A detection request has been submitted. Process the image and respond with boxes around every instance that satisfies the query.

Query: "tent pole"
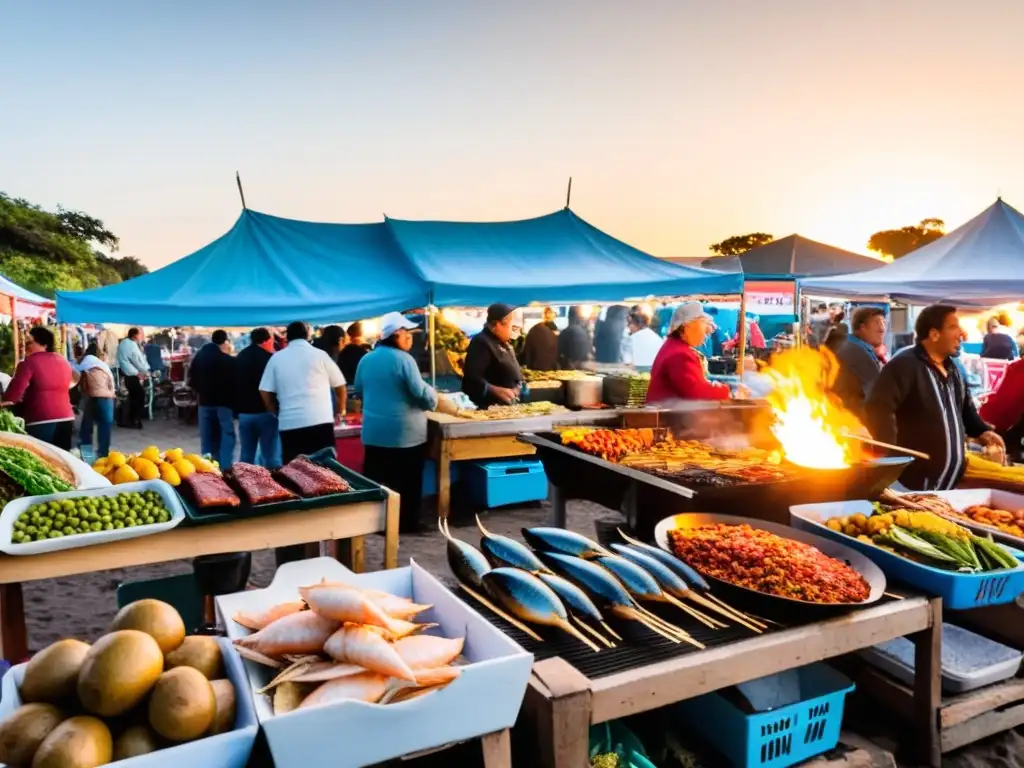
[736,290,747,379]
[428,302,437,388]
[7,296,17,368]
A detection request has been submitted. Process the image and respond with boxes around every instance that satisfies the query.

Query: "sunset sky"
[4,0,1023,268]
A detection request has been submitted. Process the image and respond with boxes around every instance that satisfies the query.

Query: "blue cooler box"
[464,459,548,508]
[422,459,462,497]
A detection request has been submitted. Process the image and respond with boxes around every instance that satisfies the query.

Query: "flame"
[761,347,864,469]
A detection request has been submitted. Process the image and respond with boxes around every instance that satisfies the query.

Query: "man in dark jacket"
[520,307,559,371]
[189,329,237,469]
[832,307,886,420]
[865,305,1004,491]
[234,327,280,468]
[462,303,523,408]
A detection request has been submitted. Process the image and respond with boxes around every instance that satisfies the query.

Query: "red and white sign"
[981,359,1010,392]
[744,281,796,315]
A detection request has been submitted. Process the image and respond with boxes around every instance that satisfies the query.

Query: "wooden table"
[521,595,942,768]
[0,491,400,660]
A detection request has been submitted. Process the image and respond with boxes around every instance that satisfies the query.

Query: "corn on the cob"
[965,452,1024,483]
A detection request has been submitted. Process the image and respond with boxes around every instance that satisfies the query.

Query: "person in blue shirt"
[355,312,456,533]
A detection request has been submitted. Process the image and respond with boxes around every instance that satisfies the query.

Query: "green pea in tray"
[178,448,388,525]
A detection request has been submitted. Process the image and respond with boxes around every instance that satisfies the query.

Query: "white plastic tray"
[216,557,535,768]
[0,637,258,768]
[0,480,185,556]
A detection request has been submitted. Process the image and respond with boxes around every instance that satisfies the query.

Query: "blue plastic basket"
[463,458,548,508]
[674,664,854,768]
[791,501,1024,610]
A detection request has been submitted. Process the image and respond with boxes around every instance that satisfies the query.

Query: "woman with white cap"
[646,301,749,404]
[355,311,457,533]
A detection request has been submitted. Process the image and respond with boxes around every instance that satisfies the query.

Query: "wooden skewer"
[600,621,623,642]
[459,585,545,642]
[636,605,696,640]
[556,618,602,652]
[662,594,724,629]
[702,592,768,628]
[686,592,763,632]
[884,591,905,600]
[841,431,930,460]
[572,615,615,648]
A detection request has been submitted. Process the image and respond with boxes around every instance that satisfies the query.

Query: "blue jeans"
[79,398,114,457]
[238,412,282,469]
[199,406,236,469]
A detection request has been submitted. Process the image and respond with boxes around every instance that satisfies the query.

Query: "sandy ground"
[23,417,1024,766]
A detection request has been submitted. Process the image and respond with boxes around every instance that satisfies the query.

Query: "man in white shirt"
[116,327,150,428]
[259,320,346,464]
[625,307,664,368]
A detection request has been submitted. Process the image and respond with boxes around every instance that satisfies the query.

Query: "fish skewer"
[535,571,617,647]
[610,544,763,634]
[521,527,612,559]
[572,615,615,649]
[617,528,766,630]
[476,515,549,572]
[481,567,602,652]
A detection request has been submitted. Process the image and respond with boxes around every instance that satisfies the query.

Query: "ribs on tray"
[183,471,242,508]
[225,463,298,505]
[274,456,351,498]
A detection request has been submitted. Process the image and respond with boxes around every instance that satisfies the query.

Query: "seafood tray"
[0,637,258,768]
[179,449,387,525]
[654,514,887,622]
[521,430,913,538]
[216,557,533,768]
[791,500,1024,609]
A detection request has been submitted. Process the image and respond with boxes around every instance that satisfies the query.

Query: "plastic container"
[790,500,1024,610]
[464,458,548,508]
[422,459,462,498]
[0,480,186,556]
[216,557,534,768]
[0,638,258,768]
[860,623,1023,694]
[673,663,854,768]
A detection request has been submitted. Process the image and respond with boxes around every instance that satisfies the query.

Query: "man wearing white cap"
[646,301,748,404]
[356,311,457,533]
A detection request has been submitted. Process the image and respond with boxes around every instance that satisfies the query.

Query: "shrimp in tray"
[235,610,340,657]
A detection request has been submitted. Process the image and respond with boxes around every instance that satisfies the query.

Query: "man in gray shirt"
[832,307,887,421]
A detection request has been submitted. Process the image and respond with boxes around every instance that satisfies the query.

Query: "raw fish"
[323,624,417,681]
[298,672,390,709]
[299,583,394,628]
[393,635,465,669]
[235,610,340,656]
[232,601,306,630]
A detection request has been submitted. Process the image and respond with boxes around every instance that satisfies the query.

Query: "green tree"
[0,193,140,298]
[709,232,774,257]
[867,218,945,259]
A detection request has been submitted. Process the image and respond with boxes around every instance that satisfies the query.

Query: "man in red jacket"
[647,302,750,404]
[980,358,1024,461]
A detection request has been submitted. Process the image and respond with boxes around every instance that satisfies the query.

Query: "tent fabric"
[0,273,53,306]
[58,208,742,325]
[384,209,741,306]
[801,199,1024,305]
[663,256,744,273]
[57,211,429,326]
[730,234,880,278]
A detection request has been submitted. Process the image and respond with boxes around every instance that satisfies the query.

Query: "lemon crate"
[791,500,1024,609]
[674,664,854,768]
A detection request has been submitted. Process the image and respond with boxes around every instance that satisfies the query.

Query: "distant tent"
[802,199,1024,305]
[731,234,881,279]
[0,273,53,307]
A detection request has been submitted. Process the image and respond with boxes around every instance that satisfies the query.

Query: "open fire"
[761,347,865,470]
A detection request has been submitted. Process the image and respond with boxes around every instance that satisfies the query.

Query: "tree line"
[0,193,148,299]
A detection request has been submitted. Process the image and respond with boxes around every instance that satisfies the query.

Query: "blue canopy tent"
[0,274,53,307]
[801,199,1024,305]
[384,209,742,305]
[57,208,742,325]
[57,210,429,326]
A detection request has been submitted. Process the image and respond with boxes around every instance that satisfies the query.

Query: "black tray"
[179,449,388,525]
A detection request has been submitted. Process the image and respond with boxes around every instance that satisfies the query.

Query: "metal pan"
[653,512,887,621]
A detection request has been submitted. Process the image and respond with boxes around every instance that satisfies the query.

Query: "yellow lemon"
[173,459,196,479]
[159,464,181,487]
[141,446,161,463]
[114,465,140,485]
[107,451,127,468]
[191,457,216,473]
[92,459,109,473]
[164,448,184,463]
[133,458,160,481]
[183,454,205,468]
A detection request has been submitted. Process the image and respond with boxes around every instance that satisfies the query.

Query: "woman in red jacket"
[979,358,1024,461]
[2,327,79,449]
[647,302,749,404]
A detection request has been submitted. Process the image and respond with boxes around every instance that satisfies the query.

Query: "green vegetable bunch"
[0,410,25,435]
[0,446,73,496]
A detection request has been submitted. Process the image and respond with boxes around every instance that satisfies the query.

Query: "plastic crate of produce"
[860,623,1023,694]
[179,449,387,525]
[216,557,534,768]
[673,663,854,768]
[790,500,1024,609]
[0,637,258,768]
[463,458,547,508]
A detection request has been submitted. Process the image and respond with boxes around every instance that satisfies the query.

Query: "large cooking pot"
[565,376,603,408]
